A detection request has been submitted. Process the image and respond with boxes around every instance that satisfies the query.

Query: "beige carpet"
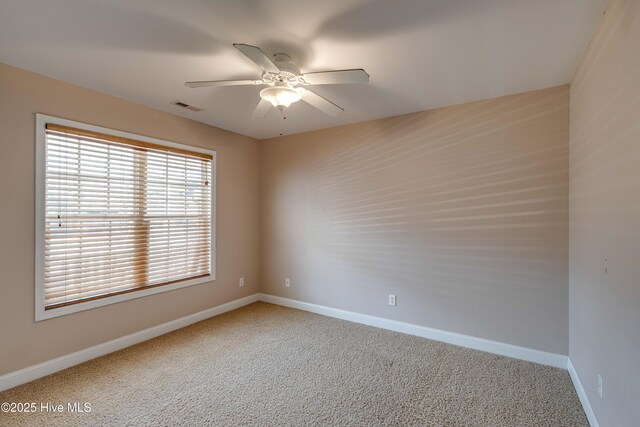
[0,302,587,426]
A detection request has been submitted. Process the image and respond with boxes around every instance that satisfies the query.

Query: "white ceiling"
[0,0,607,139]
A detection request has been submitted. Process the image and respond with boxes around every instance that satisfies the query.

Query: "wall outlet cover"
[598,374,603,398]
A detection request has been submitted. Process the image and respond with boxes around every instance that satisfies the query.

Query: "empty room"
[0,0,638,425]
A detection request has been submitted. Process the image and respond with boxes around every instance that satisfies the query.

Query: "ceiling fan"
[185,43,369,118]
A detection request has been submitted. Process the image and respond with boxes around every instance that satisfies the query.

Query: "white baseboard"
[0,294,260,392]
[258,293,568,369]
[0,292,570,395]
[568,358,599,427]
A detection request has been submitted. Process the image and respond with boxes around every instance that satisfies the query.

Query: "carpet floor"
[0,302,587,426]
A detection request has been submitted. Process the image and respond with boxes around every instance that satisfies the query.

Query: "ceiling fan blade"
[302,69,369,85]
[233,43,280,74]
[185,79,262,88]
[301,90,344,117]
[252,99,272,119]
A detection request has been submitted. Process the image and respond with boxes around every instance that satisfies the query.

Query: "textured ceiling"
[0,0,607,139]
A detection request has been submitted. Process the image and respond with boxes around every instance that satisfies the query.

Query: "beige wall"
[569,0,640,424]
[261,86,570,354]
[0,63,261,375]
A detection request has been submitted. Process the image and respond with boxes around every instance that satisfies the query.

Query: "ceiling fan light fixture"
[260,85,302,110]
[186,43,368,118]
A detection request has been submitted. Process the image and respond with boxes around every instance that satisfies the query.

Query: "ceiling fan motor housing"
[269,53,302,84]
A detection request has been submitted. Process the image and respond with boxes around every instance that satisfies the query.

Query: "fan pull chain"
[279,109,287,136]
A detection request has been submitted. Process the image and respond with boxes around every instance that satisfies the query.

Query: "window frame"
[35,114,217,321]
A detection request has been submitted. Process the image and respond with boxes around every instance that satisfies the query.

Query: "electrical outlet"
[285,278,290,287]
[239,277,245,287]
[598,374,603,398]
[388,294,396,306]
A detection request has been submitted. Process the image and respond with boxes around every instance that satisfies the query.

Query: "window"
[35,115,216,320]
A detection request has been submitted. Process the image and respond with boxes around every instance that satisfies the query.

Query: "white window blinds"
[43,124,213,310]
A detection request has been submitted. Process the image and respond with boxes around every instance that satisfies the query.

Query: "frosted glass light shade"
[260,86,302,110]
